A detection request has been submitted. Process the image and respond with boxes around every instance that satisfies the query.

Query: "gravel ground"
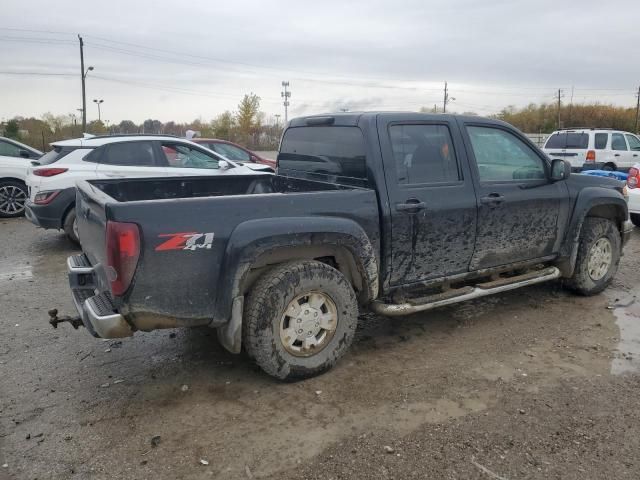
[1,217,639,479]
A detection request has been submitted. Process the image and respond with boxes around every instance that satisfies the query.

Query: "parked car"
[59,113,632,380]
[191,138,276,169]
[25,134,271,243]
[543,128,640,172]
[0,137,42,217]
[626,164,640,226]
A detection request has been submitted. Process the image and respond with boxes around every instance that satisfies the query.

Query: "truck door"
[460,122,567,270]
[378,116,478,286]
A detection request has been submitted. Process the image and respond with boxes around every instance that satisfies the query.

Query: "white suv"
[0,136,42,217]
[543,128,640,172]
[25,134,271,243]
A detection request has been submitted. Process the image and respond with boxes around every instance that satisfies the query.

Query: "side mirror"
[550,158,571,181]
[218,160,230,170]
[19,149,31,159]
[250,155,258,163]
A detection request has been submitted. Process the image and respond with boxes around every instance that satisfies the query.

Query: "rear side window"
[278,126,367,180]
[37,146,84,165]
[389,124,460,184]
[611,133,628,151]
[101,141,156,166]
[544,132,589,149]
[594,133,608,150]
[625,134,640,151]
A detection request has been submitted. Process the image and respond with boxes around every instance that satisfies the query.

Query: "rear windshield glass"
[37,146,86,165]
[278,126,367,180]
[544,132,589,149]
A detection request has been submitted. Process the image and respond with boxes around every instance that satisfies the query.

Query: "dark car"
[60,112,632,380]
[191,138,276,169]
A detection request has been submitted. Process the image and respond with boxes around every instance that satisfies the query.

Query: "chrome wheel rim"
[587,237,612,281]
[73,217,79,239]
[0,185,27,215]
[279,291,338,357]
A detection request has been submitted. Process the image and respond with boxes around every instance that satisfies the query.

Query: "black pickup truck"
[62,113,633,380]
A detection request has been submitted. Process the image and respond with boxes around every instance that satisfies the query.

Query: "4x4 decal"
[156,232,215,251]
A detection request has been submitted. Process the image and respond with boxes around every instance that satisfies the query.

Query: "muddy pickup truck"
[59,113,633,380]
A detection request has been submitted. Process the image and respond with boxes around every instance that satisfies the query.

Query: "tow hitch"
[48,309,84,330]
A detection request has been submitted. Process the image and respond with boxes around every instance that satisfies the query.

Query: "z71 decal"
[156,232,215,251]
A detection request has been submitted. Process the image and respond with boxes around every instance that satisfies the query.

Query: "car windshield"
[209,143,251,162]
[544,132,589,149]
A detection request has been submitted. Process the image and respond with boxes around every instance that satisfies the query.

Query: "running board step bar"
[370,267,561,317]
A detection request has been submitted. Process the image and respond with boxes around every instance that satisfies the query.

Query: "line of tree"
[493,102,639,134]
[0,93,283,151]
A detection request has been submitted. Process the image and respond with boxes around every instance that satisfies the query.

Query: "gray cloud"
[1,0,638,123]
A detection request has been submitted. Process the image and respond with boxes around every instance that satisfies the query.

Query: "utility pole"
[635,85,640,133]
[281,81,291,123]
[443,82,454,113]
[79,35,86,131]
[557,88,564,129]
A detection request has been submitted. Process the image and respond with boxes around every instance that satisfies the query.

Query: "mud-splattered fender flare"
[213,216,379,324]
[557,187,628,276]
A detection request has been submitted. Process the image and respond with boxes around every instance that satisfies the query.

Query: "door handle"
[480,193,505,206]
[395,200,426,212]
[104,173,125,178]
[614,154,620,157]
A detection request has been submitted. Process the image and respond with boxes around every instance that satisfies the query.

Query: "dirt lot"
[1,217,639,480]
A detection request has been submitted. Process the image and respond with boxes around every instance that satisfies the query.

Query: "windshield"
[36,145,86,165]
[544,132,589,149]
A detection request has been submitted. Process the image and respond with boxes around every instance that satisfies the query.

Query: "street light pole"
[93,99,104,121]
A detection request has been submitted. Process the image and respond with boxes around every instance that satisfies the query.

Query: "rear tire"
[602,163,616,172]
[63,207,79,245]
[631,213,640,228]
[0,180,28,218]
[243,260,358,380]
[565,217,620,296]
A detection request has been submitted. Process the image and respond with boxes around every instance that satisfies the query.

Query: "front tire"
[565,217,621,296]
[243,260,358,380]
[0,180,28,218]
[631,213,640,228]
[63,207,79,244]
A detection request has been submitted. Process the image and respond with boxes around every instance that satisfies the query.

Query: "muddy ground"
[1,217,639,479]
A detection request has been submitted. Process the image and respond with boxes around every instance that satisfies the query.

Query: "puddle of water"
[607,287,640,375]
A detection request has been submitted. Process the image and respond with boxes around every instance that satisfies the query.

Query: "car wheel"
[631,213,640,228]
[243,260,358,380]
[63,207,80,245]
[0,180,28,218]
[602,163,616,172]
[565,217,621,296]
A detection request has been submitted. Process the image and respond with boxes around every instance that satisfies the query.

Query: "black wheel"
[602,163,616,172]
[243,260,358,380]
[565,217,621,296]
[63,207,79,244]
[0,180,28,218]
[631,213,640,228]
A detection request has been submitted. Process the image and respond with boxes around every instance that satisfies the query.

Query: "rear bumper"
[67,254,133,338]
[25,187,75,230]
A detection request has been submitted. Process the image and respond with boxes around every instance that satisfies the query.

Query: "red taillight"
[33,190,61,205]
[627,167,639,189]
[586,150,596,162]
[33,168,68,177]
[106,221,140,296]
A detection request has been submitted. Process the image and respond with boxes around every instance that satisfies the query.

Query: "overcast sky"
[1,0,638,124]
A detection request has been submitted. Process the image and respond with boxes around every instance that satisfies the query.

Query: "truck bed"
[75,174,380,329]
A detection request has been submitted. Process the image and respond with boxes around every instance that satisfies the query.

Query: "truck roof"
[288,111,503,128]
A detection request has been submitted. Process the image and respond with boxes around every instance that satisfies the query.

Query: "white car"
[25,134,272,243]
[543,128,640,172]
[0,137,42,217]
